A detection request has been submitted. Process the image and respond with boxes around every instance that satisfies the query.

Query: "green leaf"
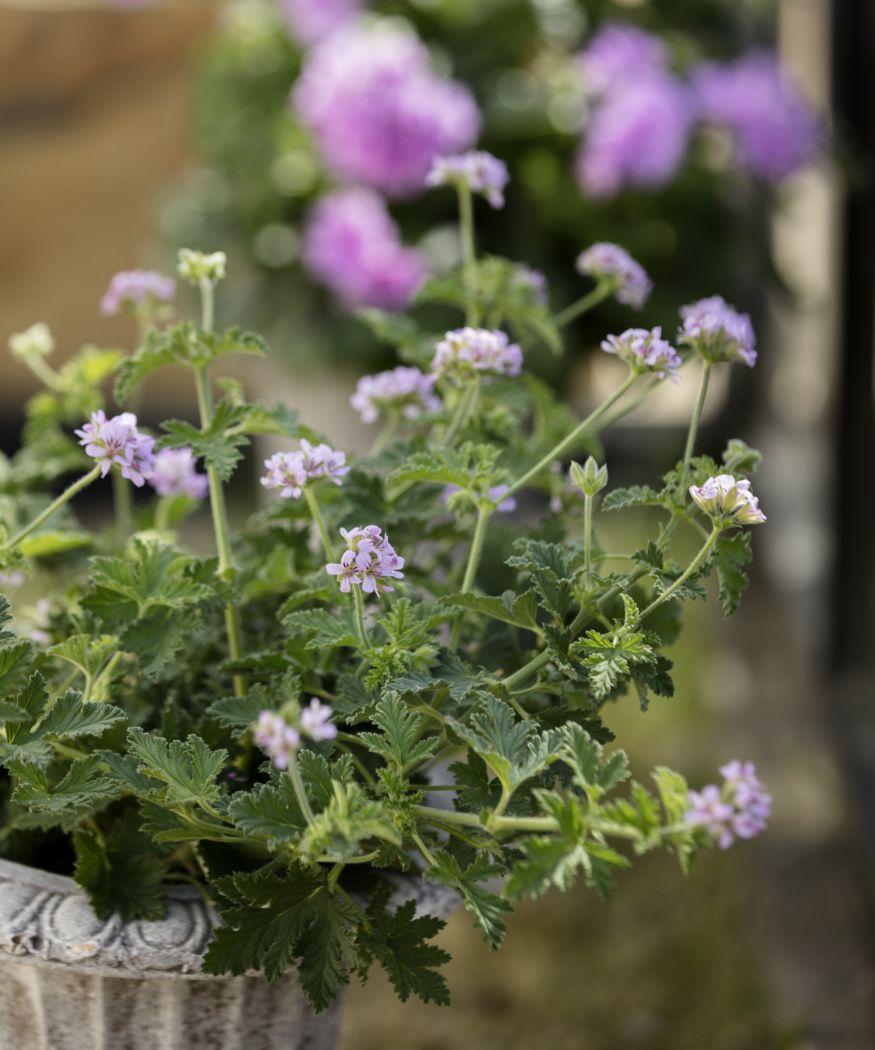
[559,724,630,799]
[207,693,267,731]
[386,443,501,493]
[160,398,251,482]
[0,640,33,695]
[9,754,118,828]
[204,866,360,1010]
[48,634,118,680]
[362,894,450,1005]
[426,848,510,948]
[73,815,167,921]
[115,322,267,403]
[447,696,558,797]
[444,589,539,631]
[86,539,216,617]
[301,781,402,861]
[569,626,655,701]
[710,530,752,616]
[282,608,359,651]
[602,485,663,512]
[228,779,305,847]
[19,530,93,559]
[506,540,575,622]
[126,728,226,807]
[359,695,438,772]
[33,691,127,742]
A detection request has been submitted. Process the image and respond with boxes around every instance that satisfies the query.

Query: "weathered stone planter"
[0,858,455,1050]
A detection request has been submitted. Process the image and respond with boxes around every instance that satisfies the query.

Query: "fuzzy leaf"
[359,695,438,772]
[126,729,226,807]
[426,848,509,948]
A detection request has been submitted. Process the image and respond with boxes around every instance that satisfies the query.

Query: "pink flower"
[74,411,155,487]
[326,525,405,597]
[350,366,440,425]
[426,151,510,209]
[261,440,349,500]
[689,474,766,527]
[431,328,523,381]
[253,710,301,770]
[100,270,175,316]
[299,699,337,741]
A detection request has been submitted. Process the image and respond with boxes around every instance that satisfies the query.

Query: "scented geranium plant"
[0,157,770,1011]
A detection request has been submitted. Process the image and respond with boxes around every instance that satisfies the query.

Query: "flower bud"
[177,249,227,285]
[9,323,54,361]
[570,457,608,497]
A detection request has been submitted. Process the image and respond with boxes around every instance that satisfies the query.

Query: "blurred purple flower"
[576,243,652,308]
[148,447,208,500]
[294,20,480,197]
[578,23,668,96]
[576,73,695,198]
[432,328,523,381]
[100,270,175,317]
[299,698,338,741]
[694,52,820,181]
[512,265,549,306]
[685,760,772,849]
[350,366,440,425]
[279,0,364,45]
[254,711,301,770]
[302,188,426,311]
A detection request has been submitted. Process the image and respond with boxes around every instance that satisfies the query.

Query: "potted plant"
[0,154,770,1048]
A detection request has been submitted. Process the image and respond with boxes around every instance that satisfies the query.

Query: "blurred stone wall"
[0,2,212,420]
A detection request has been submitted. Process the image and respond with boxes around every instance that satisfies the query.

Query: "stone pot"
[0,857,456,1050]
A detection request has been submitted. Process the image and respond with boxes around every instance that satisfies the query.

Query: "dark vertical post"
[830,0,875,671]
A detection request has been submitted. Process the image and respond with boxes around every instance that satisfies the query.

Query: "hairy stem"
[638,526,721,621]
[304,487,334,560]
[194,282,245,699]
[458,185,477,325]
[504,371,638,499]
[677,360,712,497]
[112,469,133,547]
[442,378,480,446]
[288,753,315,826]
[449,502,492,651]
[554,281,613,329]
[5,466,101,549]
[352,586,369,649]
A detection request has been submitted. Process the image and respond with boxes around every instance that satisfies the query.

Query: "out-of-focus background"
[2,1,875,1047]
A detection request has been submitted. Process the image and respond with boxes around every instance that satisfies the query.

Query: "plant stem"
[638,526,721,621]
[504,371,638,499]
[449,503,492,651]
[288,753,315,826]
[411,829,437,868]
[442,378,479,446]
[677,360,712,497]
[583,490,593,588]
[23,354,65,393]
[554,281,613,329]
[112,469,133,547]
[352,586,369,649]
[370,415,398,455]
[304,487,333,560]
[194,282,245,699]
[458,185,476,324]
[5,466,101,549]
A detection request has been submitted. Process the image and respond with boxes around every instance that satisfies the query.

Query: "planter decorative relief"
[0,858,455,1050]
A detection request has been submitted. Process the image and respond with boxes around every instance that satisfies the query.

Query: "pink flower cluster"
[75,411,155,487]
[685,760,772,849]
[426,151,510,209]
[576,25,694,198]
[148,447,209,500]
[326,525,404,596]
[279,0,363,45]
[431,328,523,382]
[576,24,819,197]
[350,366,440,425]
[576,243,652,308]
[293,20,479,198]
[261,440,349,500]
[694,52,820,183]
[254,700,337,770]
[100,270,175,317]
[302,188,426,311]
[601,327,681,379]
[689,474,767,527]
[680,295,757,367]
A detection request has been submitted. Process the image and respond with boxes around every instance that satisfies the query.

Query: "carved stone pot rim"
[0,856,458,983]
